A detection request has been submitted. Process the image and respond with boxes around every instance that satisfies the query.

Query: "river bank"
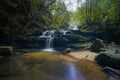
[67,50,120,80]
[67,50,98,61]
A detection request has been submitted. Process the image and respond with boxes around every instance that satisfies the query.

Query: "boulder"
[95,53,120,70]
[104,67,120,79]
[90,38,104,52]
[0,46,13,56]
[63,48,72,54]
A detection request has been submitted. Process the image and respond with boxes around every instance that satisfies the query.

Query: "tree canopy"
[0,0,120,44]
[0,0,70,44]
[71,0,120,42]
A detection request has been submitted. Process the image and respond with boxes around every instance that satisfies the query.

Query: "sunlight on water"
[66,62,84,80]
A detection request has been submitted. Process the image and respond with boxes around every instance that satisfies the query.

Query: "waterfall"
[72,25,78,30]
[68,25,79,30]
[46,34,54,48]
[39,29,72,52]
[39,30,55,52]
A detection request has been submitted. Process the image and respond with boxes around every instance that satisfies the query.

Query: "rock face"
[15,30,88,49]
[90,38,104,52]
[15,37,45,48]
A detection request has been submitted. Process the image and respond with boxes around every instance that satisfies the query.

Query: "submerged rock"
[104,67,120,79]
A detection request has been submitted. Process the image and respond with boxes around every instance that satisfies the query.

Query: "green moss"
[71,43,92,49]
[0,46,13,55]
[90,39,104,52]
[0,46,13,53]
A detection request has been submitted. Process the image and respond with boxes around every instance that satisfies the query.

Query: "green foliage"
[73,0,120,26]
[71,42,92,49]
[71,0,120,42]
[49,1,70,28]
[68,34,87,43]
[0,0,71,44]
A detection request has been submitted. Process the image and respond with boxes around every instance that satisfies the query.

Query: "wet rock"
[104,67,120,79]
[95,53,120,70]
[63,48,72,54]
[90,38,104,52]
[0,46,13,56]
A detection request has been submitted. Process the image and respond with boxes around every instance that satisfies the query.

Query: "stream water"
[44,62,85,80]
[65,62,84,80]
[0,52,110,80]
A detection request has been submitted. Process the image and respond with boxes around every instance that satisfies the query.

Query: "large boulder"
[90,38,104,52]
[95,53,120,70]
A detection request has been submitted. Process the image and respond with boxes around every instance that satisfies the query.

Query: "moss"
[0,46,13,55]
[90,38,104,52]
[71,43,92,49]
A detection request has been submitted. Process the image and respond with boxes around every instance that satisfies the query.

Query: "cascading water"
[68,25,79,30]
[39,29,73,52]
[39,30,56,52]
[72,25,78,30]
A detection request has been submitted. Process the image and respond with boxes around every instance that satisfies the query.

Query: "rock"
[63,48,72,54]
[104,67,120,79]
[95,53,120,70]
[90,38,104,52]
[0,46,13,56]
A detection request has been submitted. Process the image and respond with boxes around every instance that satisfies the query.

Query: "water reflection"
[66,62,84,80]
[51,62,84,80]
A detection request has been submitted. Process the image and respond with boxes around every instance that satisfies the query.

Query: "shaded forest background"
[72,0,120,43]
[0,0,69,44]
[0,0,120,45]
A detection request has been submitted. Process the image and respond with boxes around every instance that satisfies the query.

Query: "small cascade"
[72,25,79,30]
[68,25,79,30]
[39,29,73,52]
[39,30,56,52]
[59,29,72,35]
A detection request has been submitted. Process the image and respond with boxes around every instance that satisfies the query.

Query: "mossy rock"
[115,49,120,54]
[90,38,104,52]
[0,46,13,56]
[66,34,87,43]
[63,48,71,54]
